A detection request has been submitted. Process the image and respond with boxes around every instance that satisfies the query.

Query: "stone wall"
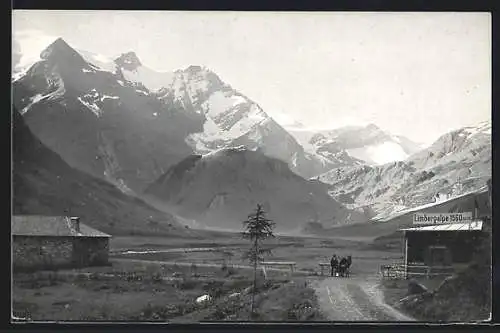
[12,236,73,270]
[12,236,110,271]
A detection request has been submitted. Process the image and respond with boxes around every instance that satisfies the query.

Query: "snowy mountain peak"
[289,123,423,167]
[176,65,225,91]
[40,38,87,67]
[114,51,142,71]
[185,65,207,74]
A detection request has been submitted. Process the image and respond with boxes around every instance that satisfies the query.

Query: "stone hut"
[12,215,111,271]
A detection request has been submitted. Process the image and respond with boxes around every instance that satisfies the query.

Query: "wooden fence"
[380,263,455,280]
[260,261,297,273]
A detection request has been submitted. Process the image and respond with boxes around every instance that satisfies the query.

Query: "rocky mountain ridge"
[317,120,491,221]
[12,38,204,193]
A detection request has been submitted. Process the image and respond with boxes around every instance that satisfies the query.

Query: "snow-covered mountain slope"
[114,52,176,91]
[77,49,117,72]
[288,123,424,166]
[317,120,491,220]
[144,146,369,231]
[112,58,336,178]
[12,38,204,193]
[346,141,409,165]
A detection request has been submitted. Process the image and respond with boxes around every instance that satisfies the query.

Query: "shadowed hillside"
[12,108,199,237]
[144,147,369,231]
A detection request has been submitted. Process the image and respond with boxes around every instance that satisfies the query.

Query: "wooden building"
[12,215,111,271]
[400,220,485,277]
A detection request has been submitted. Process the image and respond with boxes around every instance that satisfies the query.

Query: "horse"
[338,257,348,277]
[338,256,352,277]
[344,255,352,277]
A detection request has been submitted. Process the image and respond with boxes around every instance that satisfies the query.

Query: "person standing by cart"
[330,254,339,277]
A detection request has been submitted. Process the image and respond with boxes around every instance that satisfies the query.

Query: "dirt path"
[311,274,415,321]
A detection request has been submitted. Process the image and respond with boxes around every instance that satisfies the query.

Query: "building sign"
[413,212,473,225]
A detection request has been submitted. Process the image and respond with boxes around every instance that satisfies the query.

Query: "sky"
[12,11,491,145]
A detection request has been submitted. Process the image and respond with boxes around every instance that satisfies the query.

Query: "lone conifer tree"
[242,203,275,319]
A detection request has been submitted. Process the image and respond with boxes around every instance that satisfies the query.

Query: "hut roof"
[12,215,111,238]
[400,221,483,232]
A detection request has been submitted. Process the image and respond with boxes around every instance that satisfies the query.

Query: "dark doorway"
[427,245,452,267]
[72,238,91,267]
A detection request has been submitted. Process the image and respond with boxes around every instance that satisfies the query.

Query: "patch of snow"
[20,94,46,114]
[201,116,223,138]
[347,142,408,165]
[186,117,223,152]
[117,80,125,86]
[201,91,247,119]
[188,102,269,153]
[122,67,175,92]
[20,74,66,114]
[291,152,298,168]
[12,67,30,82]
[153,112,158,117]
[77,96,101,117]
[186,136,212,153]
[82,68,95,73]
[136,89,148,96]
[202,147,227,159]
[100,94,119,102]
[77,49,116,72]
[202,145,247,160]
[217,105,267,140]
